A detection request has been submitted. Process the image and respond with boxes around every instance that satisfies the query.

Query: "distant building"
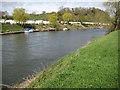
[5,20,16,24]
[26,20,49,24]
[82,22,99,25]
[26,20,35,24]
[0,19,50,25]
[69,21,81,24]
[35,20,43,24]
[43,21,49,24]
[0,19,109,26]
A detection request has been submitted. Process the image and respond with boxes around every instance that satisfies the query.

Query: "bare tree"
[103,0,120,31]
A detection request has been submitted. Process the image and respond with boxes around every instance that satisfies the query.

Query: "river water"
[2,28,108,85]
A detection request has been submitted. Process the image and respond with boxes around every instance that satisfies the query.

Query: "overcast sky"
[1,0,109,15]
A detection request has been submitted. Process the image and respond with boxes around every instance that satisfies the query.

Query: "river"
[2,28,108,85]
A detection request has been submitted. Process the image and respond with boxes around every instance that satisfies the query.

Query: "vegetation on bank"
[1,23,109,34]
[1,1,119,33]
[29,7,111,23]
[35,23,102,31]
[2,7,112,23]
[1,24,24,33]
[28,30,119,88]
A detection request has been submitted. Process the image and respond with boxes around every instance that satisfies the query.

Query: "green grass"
[1,24,24,33]
[29,30,119,88]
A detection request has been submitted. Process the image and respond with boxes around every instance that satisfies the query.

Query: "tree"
[48,13,59,28]
[13,8,29,24]
[62,12,73,23]
[103,1,120,31]
[1,11,10,20]
[42,11,46,14]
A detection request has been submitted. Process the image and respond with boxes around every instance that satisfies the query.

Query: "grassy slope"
[29,31,119,88]
[2,24,24,32]
[29,14,49,20]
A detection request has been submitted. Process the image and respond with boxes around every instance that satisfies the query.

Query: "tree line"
[29,7,111,23]
[10,7,112,28]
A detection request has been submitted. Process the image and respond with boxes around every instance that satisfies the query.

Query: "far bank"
[1,23,109,35]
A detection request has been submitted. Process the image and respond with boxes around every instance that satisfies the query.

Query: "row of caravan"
[0,19,49,25]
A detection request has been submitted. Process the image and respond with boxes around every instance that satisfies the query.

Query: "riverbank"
[1,24,109,35]
[16,30,118,88]
[1,24,63,35]
[0,28,62,35]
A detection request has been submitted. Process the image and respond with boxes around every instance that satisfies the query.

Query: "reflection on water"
[2,29,108,85]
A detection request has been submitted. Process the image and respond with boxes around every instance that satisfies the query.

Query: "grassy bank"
[1,24,24,33]
[28,30,119,88]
